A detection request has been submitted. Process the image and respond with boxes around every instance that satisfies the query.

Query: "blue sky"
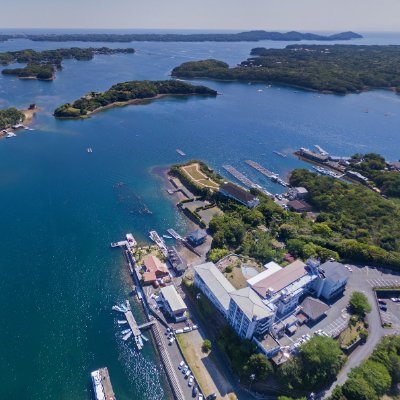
[1,0,400,31]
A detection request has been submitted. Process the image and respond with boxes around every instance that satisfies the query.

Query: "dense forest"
[330,335,400,400]
[172,45,400,94]
[0,47,135,80]
[54,80,217,118]
[0,108,25,130]
[0,31,362,43]
[206,168,400,269]
[348,153,400,198]
[289,169,400,267]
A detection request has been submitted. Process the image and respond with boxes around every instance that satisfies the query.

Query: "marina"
[112,300,143,350]
[91,367,115,400]
[312,165,343,178]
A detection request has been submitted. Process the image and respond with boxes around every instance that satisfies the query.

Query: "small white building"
[159,285,188,322]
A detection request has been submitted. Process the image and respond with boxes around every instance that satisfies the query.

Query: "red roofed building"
[142,255,169,286]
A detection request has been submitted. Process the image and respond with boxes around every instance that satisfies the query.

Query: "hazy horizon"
[1,0,400,32]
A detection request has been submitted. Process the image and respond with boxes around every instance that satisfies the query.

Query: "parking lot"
[278,264,400,348]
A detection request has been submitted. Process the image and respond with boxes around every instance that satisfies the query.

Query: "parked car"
[175,329,184,334]
[378,299,387,305]
[380,305,388,312]
[207,394,217,400]
[178,361,184,370]
[192,386,199,396]
[192,325,198,330]
[188,377,194,387]
[168,337,175,345]
[391,298,400,303]
[183,326,192,332]
[182,365,189,374]
[185,370,192,378]
[198,394,203,400]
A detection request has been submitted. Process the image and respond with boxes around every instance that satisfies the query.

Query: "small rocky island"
[172,45,400,94]
[53,80,217,118]
[0,47,135,80]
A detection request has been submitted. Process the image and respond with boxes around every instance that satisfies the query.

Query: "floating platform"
[167,228,183,240]
[176,149,186,156]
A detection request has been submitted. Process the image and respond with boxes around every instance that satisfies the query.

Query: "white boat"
[122,331,133,341]
[176,149,186,156]
[112,304,127,313]
[121,328,131,335]
[5,132,16,138]
[117,320,127,325]
[162,235,173,239]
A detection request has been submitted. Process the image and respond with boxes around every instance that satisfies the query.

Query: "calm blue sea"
[0,31,400,399]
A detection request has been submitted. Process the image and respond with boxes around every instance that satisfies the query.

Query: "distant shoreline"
[55,93,213,120]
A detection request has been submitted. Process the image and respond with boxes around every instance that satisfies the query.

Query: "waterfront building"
[228,287,275,339]
[186,229,207,247]
[193,262,235,317]
[219,182,260,208]
[142,255,169,285]
[159,285,188,322]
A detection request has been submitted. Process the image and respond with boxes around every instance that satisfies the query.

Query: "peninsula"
[0,31,362,43]
[0,47,135,80]
[53,80,217,118]
[172,44,400,94]
[0,107,25,131]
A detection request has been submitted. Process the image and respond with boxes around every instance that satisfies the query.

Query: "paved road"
[323,265,399,398]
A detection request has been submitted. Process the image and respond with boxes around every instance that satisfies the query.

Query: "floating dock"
[91,367,115,400]
[167,228,183,241]
[110,240,127,248]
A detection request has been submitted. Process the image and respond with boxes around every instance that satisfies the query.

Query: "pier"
[110,240,127,248]
[91,367,115,400]
[222,164,259,189]
[149,230,168,257]
[167,228,183,241]
[245,159,289,187]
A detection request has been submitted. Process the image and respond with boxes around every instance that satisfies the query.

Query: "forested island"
[54,80,217,118]
[172,45,400,94]
[0,31,362,43]
[0,47,135,80]
[0,108,25,130]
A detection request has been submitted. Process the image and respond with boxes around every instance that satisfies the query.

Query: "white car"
[192,325,198,330]
[188,377,194,387]
[183,326,192,332]
[178,361,184,370]
[168,337,175,345]
[182,365,188,374]
[175,329,183,334]
[185,370,191,378]
[198,395,203,400]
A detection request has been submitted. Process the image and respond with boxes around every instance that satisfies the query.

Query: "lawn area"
[181,163,220,189]
[338,320,366,348]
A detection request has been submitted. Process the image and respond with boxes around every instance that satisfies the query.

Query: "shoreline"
[172,74,400,96]
[0,107,38,138]
[54,92,216,120]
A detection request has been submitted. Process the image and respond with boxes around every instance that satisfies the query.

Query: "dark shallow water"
[0,31,400,399]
